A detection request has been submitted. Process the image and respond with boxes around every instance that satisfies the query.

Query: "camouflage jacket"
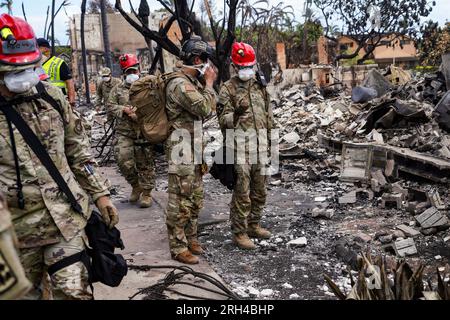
[165,71,216,175]
[218,76,273,131]
[107,81,139,138]
[0,82,110,248]
[218,76,274,155]
[95,77,121,107]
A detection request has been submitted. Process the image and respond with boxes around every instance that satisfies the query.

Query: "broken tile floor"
[93,158,450,300]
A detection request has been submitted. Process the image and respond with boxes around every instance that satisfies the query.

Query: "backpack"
[129,72,185,144]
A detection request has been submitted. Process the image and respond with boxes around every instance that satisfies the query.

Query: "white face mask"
[102,76,111,82]
[1,69,40,93]
[125,73,139,84]
[181,60,210,77]
[238,68,255,82]
[197,62,210,76]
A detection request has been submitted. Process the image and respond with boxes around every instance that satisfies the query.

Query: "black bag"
[0,91,127,288]
[209,146,235,191]
[84,211,127,287]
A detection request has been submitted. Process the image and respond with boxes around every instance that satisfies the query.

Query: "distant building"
[371,34,418,68]
[337,35,365,59]
[336,34,418,68]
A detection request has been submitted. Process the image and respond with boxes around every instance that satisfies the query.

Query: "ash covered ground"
[86,66,450,300]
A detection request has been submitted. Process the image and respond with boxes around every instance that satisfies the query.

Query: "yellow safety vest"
[42,56,67,90]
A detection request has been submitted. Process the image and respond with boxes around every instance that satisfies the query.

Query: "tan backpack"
[129,72,184,144]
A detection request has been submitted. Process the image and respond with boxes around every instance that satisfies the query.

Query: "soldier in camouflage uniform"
[107,54,155,208]
[0,14,119,299]
[165,36,217,264]
[95,67,121,114]
[218,42,273,250]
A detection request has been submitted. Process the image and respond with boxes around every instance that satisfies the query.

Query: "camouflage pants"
[230,163,267,234]
[19,231,91,300]
[165,166,204,256]
[114,134,155,190]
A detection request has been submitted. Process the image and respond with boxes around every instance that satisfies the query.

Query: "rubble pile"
[269,66,450,259]
[274,69,450,161]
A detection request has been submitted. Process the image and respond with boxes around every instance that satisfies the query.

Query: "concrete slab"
[396,224,421,238]
[416,207,449,229]
[93,166,231,300]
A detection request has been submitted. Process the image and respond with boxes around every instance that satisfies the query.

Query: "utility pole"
[81,0,91,104]
[51,0,55,57]
[100,0,112,69]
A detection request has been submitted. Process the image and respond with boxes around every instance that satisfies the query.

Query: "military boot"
[129,186,142,203]
[247,224,272,239]
[139,190,153,208]
[174,250,199,264]
[188,239,204,255]
[233,233,256,250]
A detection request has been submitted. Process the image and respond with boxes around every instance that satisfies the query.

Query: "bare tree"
[51,0,55,56]
[21,1,27,21]
[81,0,91,104]
[45,0,71,42]
[115,0,238,83]
[100,0,113,68]
[236,1,294,64]
[0,0,13,15]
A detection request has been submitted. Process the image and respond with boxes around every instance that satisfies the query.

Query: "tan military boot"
[129,186,142,203]
[233,233,257,250]
[188,239,204,255]
[139,190,153,208]
[248,224,272,239]
[174,250,199,264]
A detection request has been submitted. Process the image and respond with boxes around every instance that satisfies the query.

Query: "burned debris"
[325,253,450,300]
[212,59,450,299]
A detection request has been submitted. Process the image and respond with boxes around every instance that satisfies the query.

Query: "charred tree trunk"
[100,0,113,69]
[115,0,237,84]
[43,6,50,38]
[138,0,154,70]
[81,0,91,104]
[51,0,56,56]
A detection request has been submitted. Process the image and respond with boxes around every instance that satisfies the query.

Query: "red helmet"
[231,42,256,67]
[0,14,42,68]
[119,54,139,72]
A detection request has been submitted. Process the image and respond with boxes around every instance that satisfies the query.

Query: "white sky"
[3,0,449,45]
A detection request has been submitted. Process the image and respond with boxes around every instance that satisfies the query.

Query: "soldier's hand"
[128,112,138,122]
[123,106,133,116]
[95,196,119,228]
[235,98,249,115]
[204,65,217,88]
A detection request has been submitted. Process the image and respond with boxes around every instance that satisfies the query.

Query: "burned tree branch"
[115,0,180,56]
[44,6,50,38]
[21,2,27,22]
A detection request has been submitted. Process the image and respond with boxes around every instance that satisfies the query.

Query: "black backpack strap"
[47,250,91,276]
[4,115,25,209]
[47,250,95,299]
[35,82,66,122]
[0,102,83,215]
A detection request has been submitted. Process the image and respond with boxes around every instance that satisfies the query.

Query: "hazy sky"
[2,0,449,45]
